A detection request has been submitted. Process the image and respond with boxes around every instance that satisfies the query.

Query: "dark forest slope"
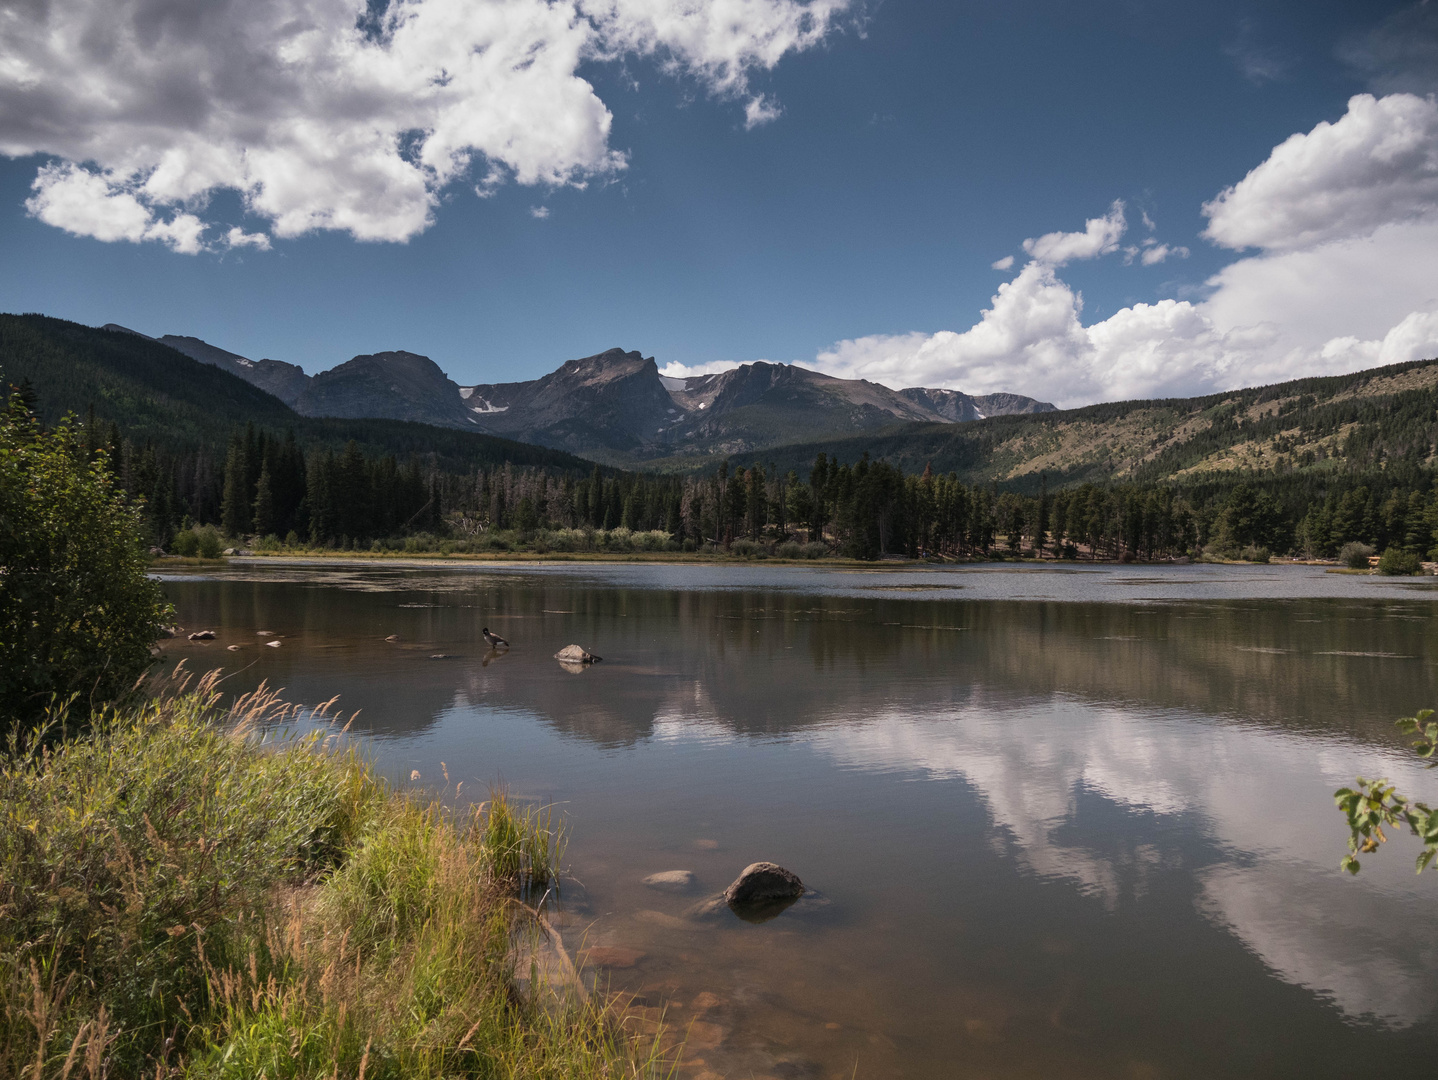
[0,315,595,474]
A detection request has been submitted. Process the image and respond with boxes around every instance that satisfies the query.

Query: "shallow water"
[157,560,1438,1078]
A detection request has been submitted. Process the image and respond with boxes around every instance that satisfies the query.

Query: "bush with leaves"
[0,394,172,731]
[170,523,224,559]
[1376,547,1421,576]
[1335,710,1438,875]
[1339,541,1374,569]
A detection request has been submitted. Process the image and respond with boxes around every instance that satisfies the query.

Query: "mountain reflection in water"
[157,561,1438,1077]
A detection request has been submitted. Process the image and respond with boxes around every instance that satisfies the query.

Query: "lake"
[156,559,1438,1078]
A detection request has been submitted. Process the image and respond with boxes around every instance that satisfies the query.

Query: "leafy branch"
[1335,710,1438,875]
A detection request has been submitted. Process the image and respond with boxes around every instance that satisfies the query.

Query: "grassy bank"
[0,670,666,1079]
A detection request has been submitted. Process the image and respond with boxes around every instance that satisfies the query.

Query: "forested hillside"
[0,315,591,473]
[7,312,1438,563]
[759,358,1438,489]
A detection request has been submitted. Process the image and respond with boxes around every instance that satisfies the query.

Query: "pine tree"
[253,463,276,537]
[220,434,251,537]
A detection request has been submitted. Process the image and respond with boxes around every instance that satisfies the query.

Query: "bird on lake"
[481,627,509,649]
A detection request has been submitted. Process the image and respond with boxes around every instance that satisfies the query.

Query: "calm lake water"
[156,560,1438,1079]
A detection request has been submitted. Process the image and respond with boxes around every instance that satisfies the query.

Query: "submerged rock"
[580,945,645,968]
[643,870,696,893]
[265,640,282,648]
[554,644,601,663]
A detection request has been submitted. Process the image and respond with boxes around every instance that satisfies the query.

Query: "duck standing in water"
[482,627,510,649]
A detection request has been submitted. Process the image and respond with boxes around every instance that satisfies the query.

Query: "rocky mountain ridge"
[123,326,1054,465]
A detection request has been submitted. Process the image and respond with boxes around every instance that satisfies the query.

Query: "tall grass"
[0,668,669,1079]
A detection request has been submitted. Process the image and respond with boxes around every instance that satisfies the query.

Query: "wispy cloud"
[1339,0,1438,95]
[1224,18,1291,84]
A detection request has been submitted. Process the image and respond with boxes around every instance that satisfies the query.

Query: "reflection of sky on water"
[157,561,1438,1070]
[781,701,1438,1027]
[162,557,1438,605]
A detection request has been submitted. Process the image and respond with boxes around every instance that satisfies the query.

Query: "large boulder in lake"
[723,862,804,906]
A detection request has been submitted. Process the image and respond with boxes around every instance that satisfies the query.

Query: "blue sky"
[1,0,1435,405]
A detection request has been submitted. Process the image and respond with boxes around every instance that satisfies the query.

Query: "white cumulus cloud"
[1021,199,1127,266]
[1139,241,1188,266]
[25,162,207,253]
[1202,92,1438,252]
[807,93,1438,406]
[225,227,272,251]
[0,0,849,252]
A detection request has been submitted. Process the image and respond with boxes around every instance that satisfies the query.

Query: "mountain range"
[126,328,1053,466]
[8,315,1437,494]
[3,316,592,474]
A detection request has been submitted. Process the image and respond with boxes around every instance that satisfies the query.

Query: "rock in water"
[643,870,696,893]
[554,644,601,663]
[723,862,804,906]
[188,630,215,641]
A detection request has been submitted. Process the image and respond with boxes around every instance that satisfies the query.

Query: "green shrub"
[1239,545,1271,564]
[171,523,224,559]
[777,541,803,559]
[1377,547,1422,575]
[0,400,172,731]
[1340,541,1375,569]
[196,524,223,559]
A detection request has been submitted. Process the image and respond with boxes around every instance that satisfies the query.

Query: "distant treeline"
[55,389,1438,561]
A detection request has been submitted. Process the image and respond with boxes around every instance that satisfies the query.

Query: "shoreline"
[151,550,1334,571]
